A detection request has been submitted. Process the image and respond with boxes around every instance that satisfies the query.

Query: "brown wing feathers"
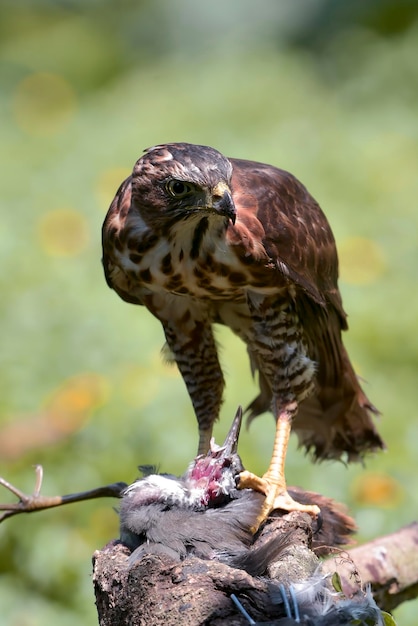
[229,158,383,460]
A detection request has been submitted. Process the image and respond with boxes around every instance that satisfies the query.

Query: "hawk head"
[130,143,236,229]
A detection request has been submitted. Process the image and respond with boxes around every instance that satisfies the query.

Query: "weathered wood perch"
[92,514,418,625]
[93,512,322,626]
[1,466,417,623]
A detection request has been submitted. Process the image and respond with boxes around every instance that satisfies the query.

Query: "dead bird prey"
[119,408,355,573]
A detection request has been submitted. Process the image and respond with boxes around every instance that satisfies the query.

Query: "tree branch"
[0,465,126,522]
[322,521,418,612]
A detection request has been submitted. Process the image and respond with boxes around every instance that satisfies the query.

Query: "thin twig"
[0,465,126,522]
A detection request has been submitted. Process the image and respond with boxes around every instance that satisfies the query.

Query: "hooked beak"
[212,182,236,225]
[206,406,242,460]
[220,406,243,456]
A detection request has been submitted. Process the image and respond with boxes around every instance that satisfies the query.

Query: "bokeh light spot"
[13,72,77,136]
[338,236,386,285]
[37,208,89,256]
[0,373,111,459]
[351,472,404,508]
[46,372,111,434]
[95,167,132,211]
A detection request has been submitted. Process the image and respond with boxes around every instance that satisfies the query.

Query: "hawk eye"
[166,180,194,198]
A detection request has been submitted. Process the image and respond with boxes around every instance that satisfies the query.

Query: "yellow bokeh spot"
[95,166,132,211]
[351,472,404,508]
[46,372,111,434]
[37,208,89,256]
[0,373,111,459]
[339,236,386,285]
[13,72,77,136]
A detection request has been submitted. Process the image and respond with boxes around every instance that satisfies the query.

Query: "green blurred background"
[1,1,417,624]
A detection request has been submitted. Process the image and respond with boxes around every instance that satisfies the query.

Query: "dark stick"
[0,465,127,522]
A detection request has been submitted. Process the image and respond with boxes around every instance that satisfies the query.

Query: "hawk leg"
[198,428,214,456]
[162,318,225,457]
[239,402,320,532]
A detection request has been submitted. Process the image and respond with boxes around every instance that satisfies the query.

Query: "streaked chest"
[115,216,276,301]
